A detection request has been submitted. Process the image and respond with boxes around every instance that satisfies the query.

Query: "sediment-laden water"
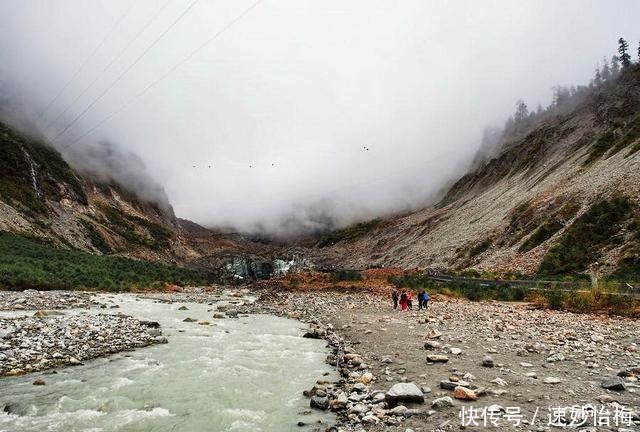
[0,295,333,432]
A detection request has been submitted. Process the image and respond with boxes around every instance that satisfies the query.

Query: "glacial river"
[0,295,334,432]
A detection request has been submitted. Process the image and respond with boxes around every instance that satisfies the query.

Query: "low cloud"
[1,0,639,235]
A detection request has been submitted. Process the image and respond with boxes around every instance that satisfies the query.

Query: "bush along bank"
[388,274,640,317]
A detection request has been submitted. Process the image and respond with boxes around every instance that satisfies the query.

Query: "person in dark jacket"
[391,290,399,309]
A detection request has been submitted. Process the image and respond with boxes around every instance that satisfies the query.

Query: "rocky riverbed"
[0,291,167,377]
[2,286,639,431]
[244,287,640,431]
[0,289,95,311]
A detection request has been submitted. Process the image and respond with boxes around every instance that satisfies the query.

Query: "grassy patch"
[469,238,493,257]
[317,219,381,248]
[527,289,638,316]
[609,117,640,156]
[79,220,112,254]
[519,220,564,252]
[389,274,527,302]
[518,200,583,252]
[96,204,172,251]
[389,273,639,316]
[0,232,202,291]
[330,270,363,282]
[585,130,616,164]
[539,196,634,275]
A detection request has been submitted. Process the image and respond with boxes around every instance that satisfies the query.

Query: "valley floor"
[248,286,640,431]
[1,286,639,431]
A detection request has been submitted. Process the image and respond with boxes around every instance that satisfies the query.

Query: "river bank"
[245,285,640,431]
[2,286,640,431]
[0,290,334,432]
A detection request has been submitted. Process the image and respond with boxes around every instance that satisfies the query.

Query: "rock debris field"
[0,290,166,377]
[1,287,639,432]
[249,289,640,431]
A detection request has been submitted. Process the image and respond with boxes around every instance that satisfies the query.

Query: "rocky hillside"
[319,67,640,279]
[0,120,265,269]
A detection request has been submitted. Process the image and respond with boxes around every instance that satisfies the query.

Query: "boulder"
[601,376,626,391]
[385,382,424,405]
[310,396,329,410]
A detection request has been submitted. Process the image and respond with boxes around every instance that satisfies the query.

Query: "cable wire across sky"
[55,0,202,143]
[61,0,263,150]
[47,0,173,130]
[37,2,136,120]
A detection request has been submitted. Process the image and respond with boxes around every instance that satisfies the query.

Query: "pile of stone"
[0,313,166,377]
[0,290,95,311]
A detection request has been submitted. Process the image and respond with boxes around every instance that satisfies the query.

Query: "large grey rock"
[385,382,424,405]
[310,395,329,410]
[601,376,626,391]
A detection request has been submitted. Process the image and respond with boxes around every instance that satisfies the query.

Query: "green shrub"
[331,270,363,282]
[96,204,172,250]
[519,220,564,252]
[469,238,493,256]
[80,220,112,254]
[585,130,616,164]
[539,196,634,275]
[318,219,381,248]
[0,232,203,291]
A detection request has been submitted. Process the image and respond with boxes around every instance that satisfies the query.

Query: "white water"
[0,295,334,432]
[21,150,42,200]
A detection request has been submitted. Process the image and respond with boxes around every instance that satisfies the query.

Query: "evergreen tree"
[601,57,611,81]
[593,68,602,86]
[611,56,620,76]
[638,41,640,62]
[552,86,570,108]
[514,99,529,123]
[618,37,631,67]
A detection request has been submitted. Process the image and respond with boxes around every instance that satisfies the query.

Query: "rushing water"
[0,295,334,432]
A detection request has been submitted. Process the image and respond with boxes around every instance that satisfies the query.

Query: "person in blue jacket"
[419,290,430,310]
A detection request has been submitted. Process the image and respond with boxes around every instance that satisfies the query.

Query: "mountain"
[318,66,640,279]
[0,120,270,272]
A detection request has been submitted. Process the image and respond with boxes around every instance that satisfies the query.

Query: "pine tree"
[552,86,570,108]
[593,68,602,86]
[601,57,611,81]
[618,37,631,67]
[638,41,640,62]
[514,100,529,124]
[611,56,620,76]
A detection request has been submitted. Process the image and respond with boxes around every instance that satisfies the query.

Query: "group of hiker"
[391,289,429,311]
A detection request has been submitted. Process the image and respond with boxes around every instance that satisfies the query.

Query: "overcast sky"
[1,0,639,234]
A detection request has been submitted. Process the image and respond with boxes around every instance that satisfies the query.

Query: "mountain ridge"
[317,66,640,279]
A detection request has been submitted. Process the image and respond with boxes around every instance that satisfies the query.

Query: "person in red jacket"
[407,291,413,310]
[399,290,408,311]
